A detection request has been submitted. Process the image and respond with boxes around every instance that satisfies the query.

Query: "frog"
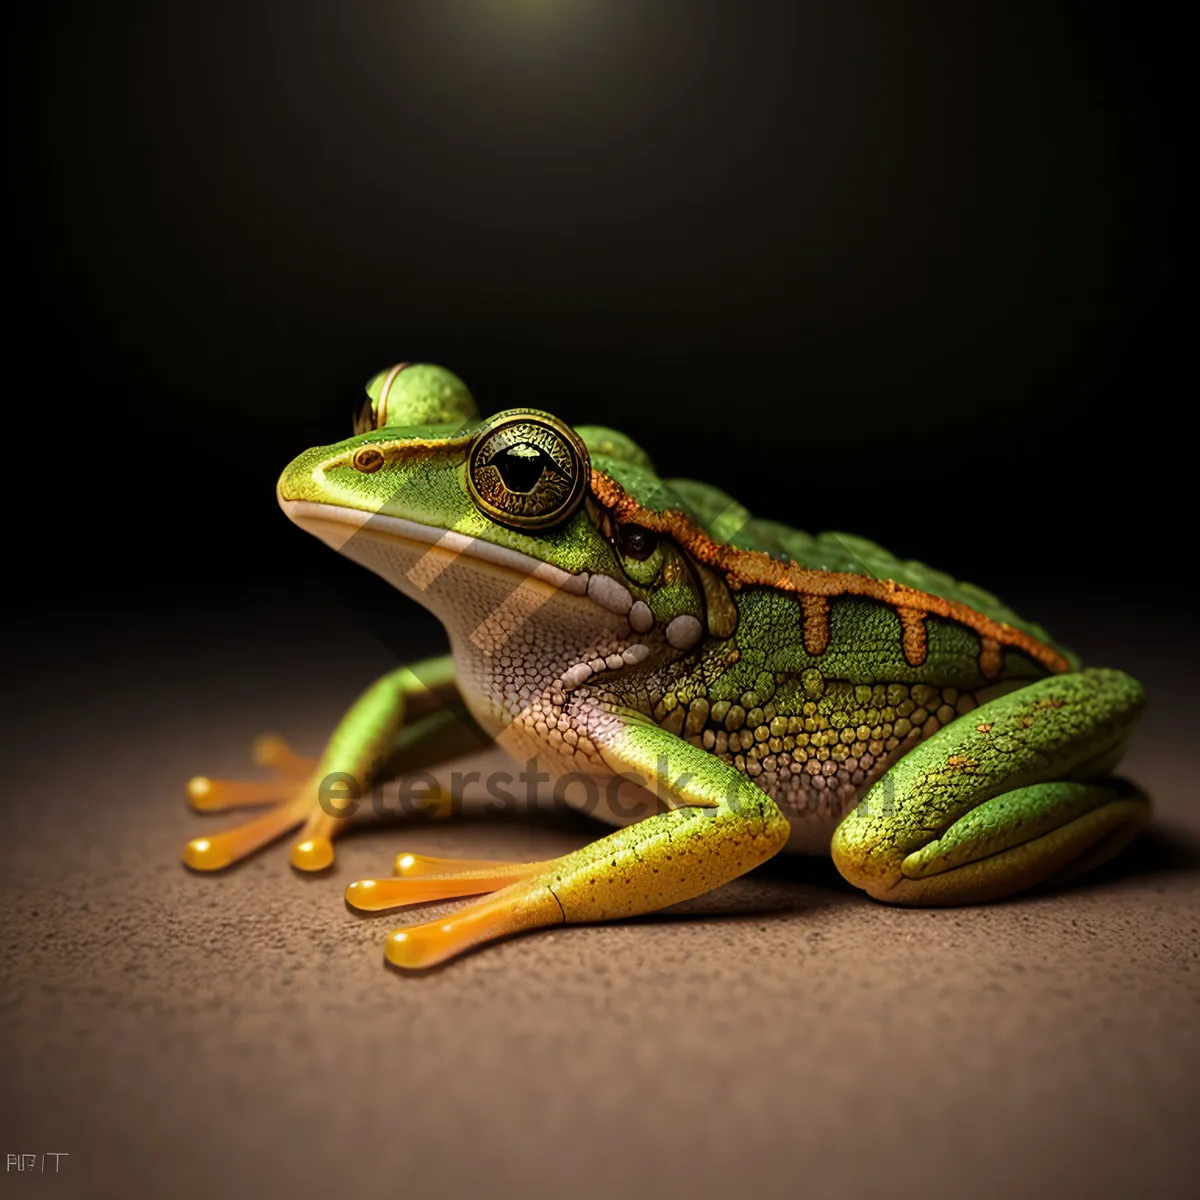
[184,361,1150,969]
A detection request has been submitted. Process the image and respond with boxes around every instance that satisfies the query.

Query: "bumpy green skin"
[261,363,1151,963]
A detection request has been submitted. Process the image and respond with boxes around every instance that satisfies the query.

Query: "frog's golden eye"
[466,410,591,531]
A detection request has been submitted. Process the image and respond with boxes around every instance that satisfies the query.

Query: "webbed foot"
[184,734,335,871]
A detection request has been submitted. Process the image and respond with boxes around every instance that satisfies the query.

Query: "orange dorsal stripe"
[590,470,1069,677]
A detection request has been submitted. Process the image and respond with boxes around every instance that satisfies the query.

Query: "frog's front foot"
[183,734,337,872]
[182,658,466,875]
[345,852,552,911]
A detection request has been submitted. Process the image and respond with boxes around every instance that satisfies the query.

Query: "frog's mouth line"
[280,496,656,696]
[278,498,592,597]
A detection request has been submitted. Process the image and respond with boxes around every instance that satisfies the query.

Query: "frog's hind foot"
[183,734,331,873]
[345,853,552,911]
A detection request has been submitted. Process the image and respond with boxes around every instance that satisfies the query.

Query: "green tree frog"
[184,363,1149,969]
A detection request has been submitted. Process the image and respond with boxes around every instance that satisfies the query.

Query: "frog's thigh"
[831,669,1150,905]
[380,719,791,969]
[183,655,463,872]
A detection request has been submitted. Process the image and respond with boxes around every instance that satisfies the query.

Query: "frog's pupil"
[619,525,656,561]
[496,444,549,494]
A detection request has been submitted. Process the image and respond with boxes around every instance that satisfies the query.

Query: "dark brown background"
[3,2,1195,1198]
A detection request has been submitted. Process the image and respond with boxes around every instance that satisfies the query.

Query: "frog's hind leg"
[831,668,1150,905]
[183,657,472,873]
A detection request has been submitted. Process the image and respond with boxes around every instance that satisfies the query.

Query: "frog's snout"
[276,443,330,506]
[274,444,366,552]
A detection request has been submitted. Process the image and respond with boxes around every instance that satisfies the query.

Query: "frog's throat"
[277,499,591,597]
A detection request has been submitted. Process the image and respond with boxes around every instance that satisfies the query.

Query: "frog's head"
[277,364,730,700]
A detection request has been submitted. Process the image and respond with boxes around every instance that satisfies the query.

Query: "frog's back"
[666,477,1068,669]
[581,443,1076,688]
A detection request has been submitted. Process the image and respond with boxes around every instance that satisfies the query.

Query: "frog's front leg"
[348,716,791,969]
[831,668,1149,904]
[184,655,472,872]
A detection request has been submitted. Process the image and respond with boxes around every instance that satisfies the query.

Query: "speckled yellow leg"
[379,717,791,969]
[183,657,467,872]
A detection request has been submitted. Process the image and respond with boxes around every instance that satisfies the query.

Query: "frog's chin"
[277,497,593,598]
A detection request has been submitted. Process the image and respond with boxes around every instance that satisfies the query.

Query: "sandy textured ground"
[2,592,1197,1199]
